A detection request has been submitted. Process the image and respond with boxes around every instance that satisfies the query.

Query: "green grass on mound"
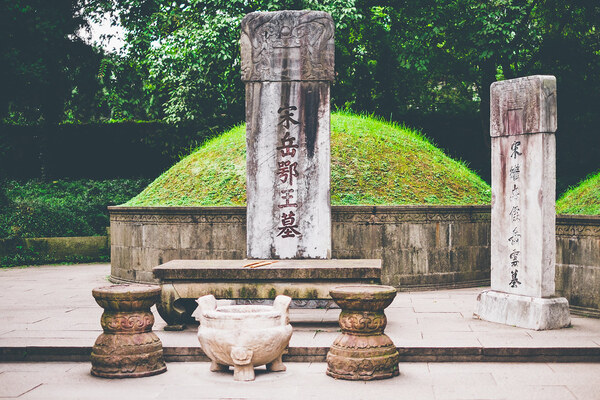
[556,171,600,215]
[125,112,491,206]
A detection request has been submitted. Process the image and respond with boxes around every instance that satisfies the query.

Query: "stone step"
[3,345,600,363]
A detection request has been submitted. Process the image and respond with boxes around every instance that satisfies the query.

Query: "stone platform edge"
[3,346,600,363]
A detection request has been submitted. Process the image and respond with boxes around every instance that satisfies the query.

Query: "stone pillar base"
[474,290,571,330]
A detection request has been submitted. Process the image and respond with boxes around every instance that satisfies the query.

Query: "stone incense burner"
[193,294,293,381]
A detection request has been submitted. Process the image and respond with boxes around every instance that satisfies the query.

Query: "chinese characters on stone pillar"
[276,105,301,239]
[508,140,522,288]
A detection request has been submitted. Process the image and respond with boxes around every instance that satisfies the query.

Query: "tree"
[89,0,363,129]
[0,0,103,125]
[57,0,600,188]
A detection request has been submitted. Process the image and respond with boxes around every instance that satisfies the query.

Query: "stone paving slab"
[1,361,600,399]
[1,264,600,363]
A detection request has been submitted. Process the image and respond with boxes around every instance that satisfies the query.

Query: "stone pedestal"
[241,10,334,259]
[326,285,399,380]
[475,290,571,330]
[475,75,570,330]
[91,284,167,378]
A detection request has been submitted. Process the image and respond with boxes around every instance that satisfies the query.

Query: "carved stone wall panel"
[109,206,492,288]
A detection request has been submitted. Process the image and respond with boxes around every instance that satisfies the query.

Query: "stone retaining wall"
[108,205,492,287]
[109,206,600,314]
[555,215,600,316]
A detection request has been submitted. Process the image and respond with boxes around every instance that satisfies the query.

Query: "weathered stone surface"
[153,259,381,280]
[111,208,600,309]
[326,285,399,380]
[241,11,334,82]
[490,76,558,298]
[91,284,166,378]
[193,294,293,381]
[474,290,571,330]
[109,205,492,289]
[490,75,557,137]
[490,132,556,298]
[556,214,600,314]
[476,75,570,330]
[243,11,333,259]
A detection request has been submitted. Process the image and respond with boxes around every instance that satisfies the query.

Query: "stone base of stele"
[474,290,571,330]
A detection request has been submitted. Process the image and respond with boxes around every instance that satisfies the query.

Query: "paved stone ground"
[2,361,600,399]
[1,264,600,399]
[1,263,599,351]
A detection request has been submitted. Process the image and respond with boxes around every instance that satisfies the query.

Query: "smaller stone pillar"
[474,75,570,330]
[91,284,167,378]
[326,285,399,380]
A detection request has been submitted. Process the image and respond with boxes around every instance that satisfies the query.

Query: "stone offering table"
[153,259,381,330]
[326,285,399,380]
[91,284,167,378]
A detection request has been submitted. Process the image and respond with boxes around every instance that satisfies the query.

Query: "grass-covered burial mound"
[125,112,491,206]
[557,171,600,215]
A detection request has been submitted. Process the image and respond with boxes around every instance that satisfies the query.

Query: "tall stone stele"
[474,75,571,330]
[241,10,334,259]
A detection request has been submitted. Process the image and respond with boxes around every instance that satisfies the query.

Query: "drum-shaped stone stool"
[326,285,399,380]
[91,284,167,378]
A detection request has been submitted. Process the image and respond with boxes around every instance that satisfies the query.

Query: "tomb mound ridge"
[556,171,600,215]
[124,112,491,206]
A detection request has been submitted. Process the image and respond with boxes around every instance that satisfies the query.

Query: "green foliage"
[393,0,600,122]
[0,0,103,125]
[90,54,159,121]
[556,171,600,215]
[0,249,109,268]
[3,0,599,193]
[96,0,364,129]
[125,112,491,206]
[87,1,600,192]
[0,179,150,238]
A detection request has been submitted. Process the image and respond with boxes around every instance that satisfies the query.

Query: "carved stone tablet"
[490,76,558,298]
[243,11,333,259]
[241,10,335,82]
[475,75,570,330]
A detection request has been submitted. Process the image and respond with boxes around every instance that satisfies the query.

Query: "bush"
[0,179,151,238]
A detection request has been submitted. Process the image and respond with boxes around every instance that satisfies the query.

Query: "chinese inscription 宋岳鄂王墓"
[276,105,301,239]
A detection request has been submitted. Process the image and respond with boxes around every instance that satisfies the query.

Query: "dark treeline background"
[1,0,599,194]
